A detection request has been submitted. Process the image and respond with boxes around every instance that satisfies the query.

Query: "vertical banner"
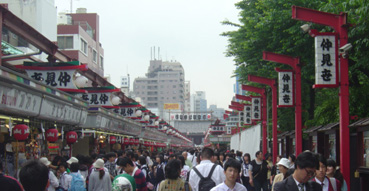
[278,71,294,107]
[314,33,339,88]
[239,108,244,126]
[244,105,252,125]
[251,97,261,120]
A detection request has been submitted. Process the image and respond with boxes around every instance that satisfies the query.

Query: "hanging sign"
[314,33,339,88]
[251,97,261,120]
[75,88,120,107]
[239,108,244,125]
[243,105,252,125]
[15,61,88,90]
[278,70,294,107]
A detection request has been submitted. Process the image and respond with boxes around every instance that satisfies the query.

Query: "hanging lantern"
[75,76,88,88]
[66,131,78,144]
[129,138,134,145]
[134,138,139,145]
[144,141,148,147]
[111,96,121,105]
[109,136,116,144]
[144,115,150,121]
[123,137,129,145]
[136,110,142,117]
[46,129,58,142]
[12,124,30,141]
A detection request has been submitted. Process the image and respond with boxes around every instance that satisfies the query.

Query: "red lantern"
[123,137,129,145]
[134,138,139,145]
[12,124,30,141]
[46,129,58,142]
[109,136,116,144]
[66,131,77,144]
[144,141,148,147]
[129,138,134,145]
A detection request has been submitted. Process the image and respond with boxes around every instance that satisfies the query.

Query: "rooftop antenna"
[154,46,156,60]
[158,47,160,60]
[150,47,152,60]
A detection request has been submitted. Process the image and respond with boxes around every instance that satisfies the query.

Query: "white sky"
[55,0,241,110]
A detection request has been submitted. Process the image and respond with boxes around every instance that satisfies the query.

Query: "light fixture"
[163,126,167,130]
[136,110,142,117]
[75,76,88,88]
[111,96,121,105]
[300,24,310,33]
[144,115,150,121]
[154,121,159,126]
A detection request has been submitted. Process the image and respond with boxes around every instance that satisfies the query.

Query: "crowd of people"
[0,147,348,191]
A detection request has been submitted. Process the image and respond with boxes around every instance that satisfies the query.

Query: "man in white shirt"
[39,157,59,191]
[189,148,225,191]
[211,158,247,191]
[188,150,198,167]
[58,162,72,190]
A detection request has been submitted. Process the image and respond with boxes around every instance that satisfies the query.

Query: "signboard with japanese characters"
[239,109,244,125]
[75,88,120,107]
[251,97,261,120]
[173,113,212,121]
[314,34,339,88]
[16,62,88,90]
[243,105,252,125]
[39,96,83,125]
[0,82,42,117]
[113,107,140,118]
[278,71,294,107]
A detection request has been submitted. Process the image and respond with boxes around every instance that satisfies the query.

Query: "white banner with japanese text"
[278,71,294,106]
[314,35,338,87]
[251,97,261,120]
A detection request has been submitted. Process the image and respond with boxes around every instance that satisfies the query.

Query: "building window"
[57,36,73,49]
[100,55,104,69]
[93,49,97,63]
[80,38,88,55]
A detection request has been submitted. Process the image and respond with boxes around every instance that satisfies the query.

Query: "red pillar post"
[241,86,268,156]
[292,6,351,189]
[247,75,278,163]
[263,52,302,155]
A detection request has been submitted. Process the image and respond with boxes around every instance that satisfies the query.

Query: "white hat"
[93,159,105,169]
[277,158,290,169]
[40,157,51,166]
[67,157,79,164]
[114,177,133,191]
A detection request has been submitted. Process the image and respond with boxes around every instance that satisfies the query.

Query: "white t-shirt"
[210,182,247,191]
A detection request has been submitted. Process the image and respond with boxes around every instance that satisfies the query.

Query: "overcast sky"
[55,0,241,110]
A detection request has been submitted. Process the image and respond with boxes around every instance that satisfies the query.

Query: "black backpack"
[192,164,217,191]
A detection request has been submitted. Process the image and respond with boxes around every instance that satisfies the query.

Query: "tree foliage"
[222,0,369,132]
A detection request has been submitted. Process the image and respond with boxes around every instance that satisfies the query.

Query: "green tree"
[222,0,369,132]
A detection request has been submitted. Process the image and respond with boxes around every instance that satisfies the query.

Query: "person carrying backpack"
[69,163,86,191]
[188,148,225,191]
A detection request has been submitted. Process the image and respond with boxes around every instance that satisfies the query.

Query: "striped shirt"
[132,167,148,191]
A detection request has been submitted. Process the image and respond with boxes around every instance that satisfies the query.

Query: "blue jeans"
[253,179,268,191]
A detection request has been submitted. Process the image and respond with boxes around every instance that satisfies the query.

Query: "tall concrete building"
[191,91,207,112]
[184,81,191,112]
[133,59,185,116]
[0,0,57,61]
[57,8,104,77]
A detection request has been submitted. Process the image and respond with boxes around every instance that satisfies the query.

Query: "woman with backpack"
[156,159,192,191]
[88,159,112,191]
[69,163,86,191]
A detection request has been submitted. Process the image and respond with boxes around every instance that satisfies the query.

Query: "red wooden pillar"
[263,52,303,155]
[248,75,278,163]
[292,6,351,189]
[241,85,268,156]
